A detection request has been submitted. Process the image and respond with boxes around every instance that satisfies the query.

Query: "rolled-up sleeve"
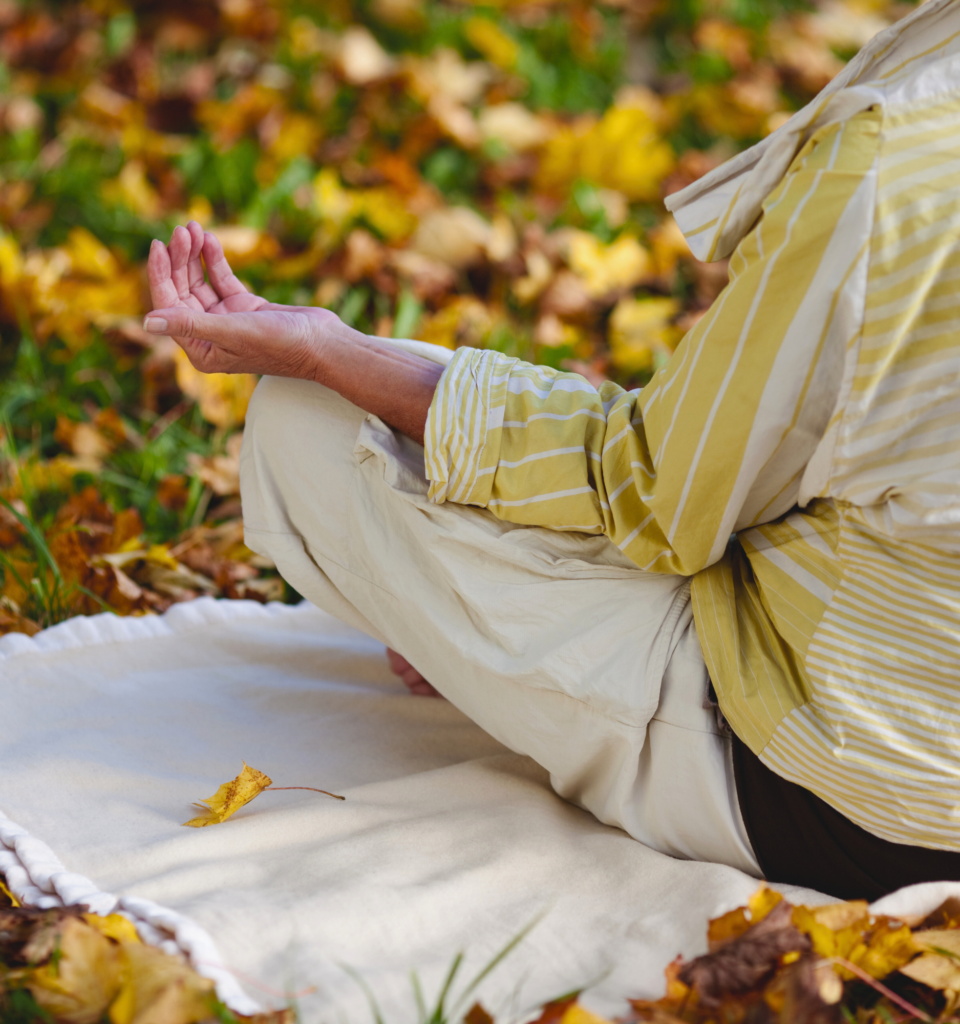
[425,111,878,576]
[425,347,664,550]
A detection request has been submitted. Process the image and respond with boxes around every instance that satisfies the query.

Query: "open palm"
[149,223,444,697]
[147,221,338,377]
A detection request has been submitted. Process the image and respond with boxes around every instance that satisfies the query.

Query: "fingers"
[202,231,250,301]
[386,649,444,697]
[387,649,413,675]
[146,239,180,312]
[185,221,220,310]
[167,225,194,301]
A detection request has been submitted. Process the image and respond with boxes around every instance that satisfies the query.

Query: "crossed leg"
[239,374,760,874]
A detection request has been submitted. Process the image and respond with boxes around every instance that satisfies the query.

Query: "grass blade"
[341,963,386,1024]
[0,497,62,587]
[428,951,463,1024]
[447,913,546,1021]
[411,970,427,1024]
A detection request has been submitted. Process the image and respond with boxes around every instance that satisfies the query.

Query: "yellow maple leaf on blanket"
[184,762,345,827]
[183,762,274,827]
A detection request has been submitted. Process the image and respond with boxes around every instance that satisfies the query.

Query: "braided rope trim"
[0,597,317,1015]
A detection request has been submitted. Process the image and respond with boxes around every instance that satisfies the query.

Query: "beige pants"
[240,370,760,876]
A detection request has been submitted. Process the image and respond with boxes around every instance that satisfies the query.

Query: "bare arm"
[143,307,443,445]
[144,222,443,445]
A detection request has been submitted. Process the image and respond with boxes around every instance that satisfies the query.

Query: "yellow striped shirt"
[425,1,960,853]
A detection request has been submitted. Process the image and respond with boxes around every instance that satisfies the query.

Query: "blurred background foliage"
[0,0,916,634]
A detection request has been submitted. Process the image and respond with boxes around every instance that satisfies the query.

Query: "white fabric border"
[4,597,960,1015]
[0,597,310,1016]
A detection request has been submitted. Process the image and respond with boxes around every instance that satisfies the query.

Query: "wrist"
[306,315,362,387]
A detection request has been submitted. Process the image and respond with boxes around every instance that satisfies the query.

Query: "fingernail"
[143,316,168,333]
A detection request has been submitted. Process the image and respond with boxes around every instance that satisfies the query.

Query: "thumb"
[143,307,265,345]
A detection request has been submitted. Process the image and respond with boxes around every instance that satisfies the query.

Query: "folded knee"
[239,375,366,534]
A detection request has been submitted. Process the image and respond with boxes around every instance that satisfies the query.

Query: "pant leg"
[240,374,757,872]
[637,621,760,874]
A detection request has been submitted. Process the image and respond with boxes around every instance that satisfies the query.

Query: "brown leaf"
[678,899,809,1007]
[763,954,843,1024]
[464,1002,494,1024]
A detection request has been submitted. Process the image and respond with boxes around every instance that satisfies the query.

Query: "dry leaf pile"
[0,0,917,636]
[621,887,960,1024]
[9,881,960,1024]
[0,883,292,1024]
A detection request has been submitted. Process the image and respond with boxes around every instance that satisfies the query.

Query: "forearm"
[313,324,444,446]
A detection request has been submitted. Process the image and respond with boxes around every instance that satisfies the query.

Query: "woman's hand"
[145,223,444,444]
[146,221,342,379]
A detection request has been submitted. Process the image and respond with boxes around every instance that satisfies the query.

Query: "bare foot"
[387,649,444,698]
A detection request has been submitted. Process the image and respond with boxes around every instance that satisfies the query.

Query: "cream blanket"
[0,598,954,1020]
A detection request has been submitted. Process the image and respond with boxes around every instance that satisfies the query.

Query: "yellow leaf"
[183,762,273,827]
[266,112,323,164]
[101,161,163,221]
[210,225,280,270]
[416,296,494,350]
[538,105,675,203]
[465,17,519,69]
[583,106,676,202]
[793,901,871,964]
[849,918,918,980]
[355,188,419,243]
[145,544,182,571]
[63,227,122,282]
[649,217,692,282]
[559,1004,614,1024]
[608,297,680,375]
[82,913,142,946]
[0,230,24,290]
[174,346,258,429]
[564,231,651,298]
[28,917,122,1024]
[313,168,357,231]
[184,195,214,228]
[108,941,215,1024]
[0,876,19,906]
[748,886,784,924]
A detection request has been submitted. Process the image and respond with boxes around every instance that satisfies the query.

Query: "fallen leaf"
[410,207,492,270]
[479,103,554,153]
[0,876,19,906]
[27,916,122,1024]
[678,899,809,1008]
[464,17,518,70]
[337,25,397,85]
[109,941,215,1024]
[608,297,680,375]
[174,347,257,430]
[563,231,651,298]
[187,434,242,497]
[183,762,274,827]
[82,913,141,946]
